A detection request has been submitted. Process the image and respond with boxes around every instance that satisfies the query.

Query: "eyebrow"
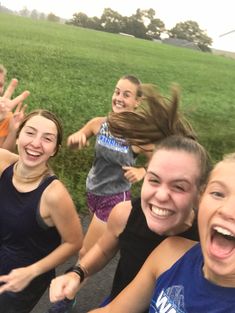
[115,87,133,94]
[25,125,57,137]
[208,180,226,188]
[146,171,192,184]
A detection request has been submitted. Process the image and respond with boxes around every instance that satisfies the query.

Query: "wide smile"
[209,224,235,259]
[150,205,174,218]
[114,102,124,109]
[25,148,42,158]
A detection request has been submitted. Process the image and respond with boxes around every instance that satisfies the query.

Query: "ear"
[134,96,142,108]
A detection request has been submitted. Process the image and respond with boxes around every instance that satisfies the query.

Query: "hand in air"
[0,78,30,116]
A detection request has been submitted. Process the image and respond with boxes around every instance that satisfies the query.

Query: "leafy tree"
[125,15,147,39]
[30,9,39,20]
[169,20,212,51]
[69,12,89,27]
[19,6,30,17]
[147,18,165,39]
[86,16,103,31]
[100,8,124,33]
[39,12,46,20]
[47,12,60,23]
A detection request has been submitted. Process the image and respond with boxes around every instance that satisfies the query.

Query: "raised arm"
[49,200,132,302]
[67,117,105,149]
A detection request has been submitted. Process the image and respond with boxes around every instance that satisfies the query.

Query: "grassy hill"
[1,13,235,212]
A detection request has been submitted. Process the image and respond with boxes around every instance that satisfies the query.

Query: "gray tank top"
[86,121,135,195]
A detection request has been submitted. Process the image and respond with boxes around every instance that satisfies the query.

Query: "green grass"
[1,13,235,212]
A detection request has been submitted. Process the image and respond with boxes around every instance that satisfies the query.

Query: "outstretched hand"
[0,78,30,116]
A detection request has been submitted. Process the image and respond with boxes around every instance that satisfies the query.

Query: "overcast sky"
[2,0,235,51]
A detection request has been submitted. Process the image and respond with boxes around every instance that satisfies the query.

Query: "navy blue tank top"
[0,164,61,275]
[150,244,235,312]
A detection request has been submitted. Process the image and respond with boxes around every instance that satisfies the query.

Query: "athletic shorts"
[87,190,131,222]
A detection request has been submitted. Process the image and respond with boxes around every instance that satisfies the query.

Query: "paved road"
[32,215,119,313]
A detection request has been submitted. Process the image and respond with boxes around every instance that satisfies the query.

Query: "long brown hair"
[107,84,197,146]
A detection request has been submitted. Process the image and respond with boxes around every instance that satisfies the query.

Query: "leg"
[79,214,106,258]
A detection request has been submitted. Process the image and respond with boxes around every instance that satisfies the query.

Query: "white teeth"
[115,102,123,108]
[26,150,41,156]
[151,206,172,217]
[214,226,234,237]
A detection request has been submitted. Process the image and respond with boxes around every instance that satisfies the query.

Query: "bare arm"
[88,236,196,313]
[67,117,105,149]
[123,143,154,183]
[49,200,132,302]
[0,180,84,293]
[0,148,18,175]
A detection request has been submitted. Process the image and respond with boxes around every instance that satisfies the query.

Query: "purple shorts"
[87,190,131,222]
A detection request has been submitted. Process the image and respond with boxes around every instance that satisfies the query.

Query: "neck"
[13,161,50,184]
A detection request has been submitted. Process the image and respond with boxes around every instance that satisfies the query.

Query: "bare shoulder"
[42,179,72,206]
[0,148,18,174]
[150,236,197,276]
[89,116,106,134]
[107,200,132,236]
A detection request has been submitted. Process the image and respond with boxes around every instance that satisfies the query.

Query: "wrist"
[65,264,88,283]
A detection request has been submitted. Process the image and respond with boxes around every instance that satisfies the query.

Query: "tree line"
[0,4,212,52]
[67,8,212,52]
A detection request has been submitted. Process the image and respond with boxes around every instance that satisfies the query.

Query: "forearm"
[77,243,118,278]
[30,241,80,278]
[1,131,17,152]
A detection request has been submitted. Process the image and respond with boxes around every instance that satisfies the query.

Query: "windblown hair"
[107,84,197,146]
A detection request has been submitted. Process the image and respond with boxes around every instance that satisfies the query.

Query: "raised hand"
[0,78,30,116]
[9,102,27,132]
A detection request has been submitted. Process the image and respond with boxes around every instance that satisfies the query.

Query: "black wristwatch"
[65,265,85,283]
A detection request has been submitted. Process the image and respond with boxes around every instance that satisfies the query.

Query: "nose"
[154,185,170,202]
[31,135,42,147]
[116,92,124,101]
[218,195,235,221]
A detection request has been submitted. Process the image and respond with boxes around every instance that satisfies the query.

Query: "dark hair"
[107,84,196,146]
[154,135,212,190]
[120,75,142,98]
[17,109,63,156]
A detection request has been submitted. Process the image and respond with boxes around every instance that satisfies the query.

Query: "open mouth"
[210,226,235,258]
[151,205,174,217]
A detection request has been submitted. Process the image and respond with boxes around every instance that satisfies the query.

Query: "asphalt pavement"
[32,215,119,313]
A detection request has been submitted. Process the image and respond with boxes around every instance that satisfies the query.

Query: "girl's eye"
[123,92,130,98]
[26,131,34,135]
[148,178,160,184]
[174,185,186,192]
[211,191,224,198]
[44,137,53,142]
